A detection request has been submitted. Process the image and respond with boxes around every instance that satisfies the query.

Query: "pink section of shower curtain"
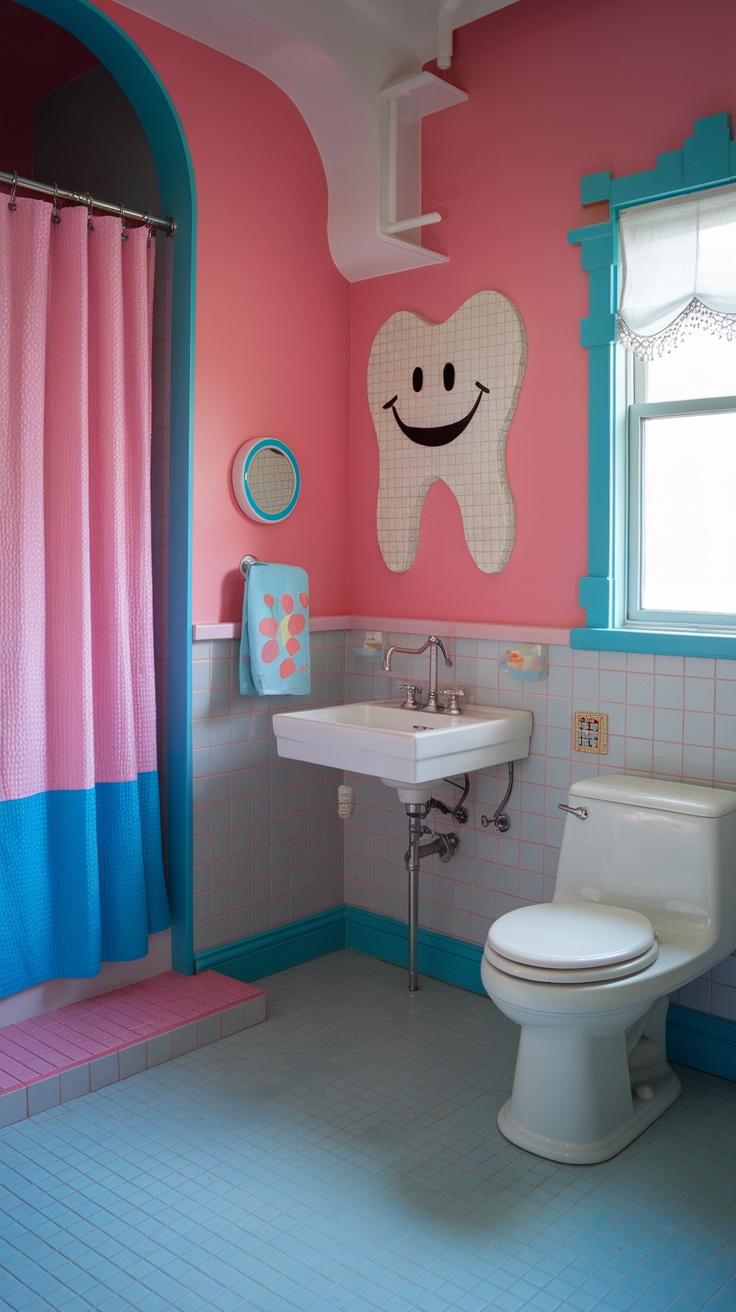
[0,197,158,802]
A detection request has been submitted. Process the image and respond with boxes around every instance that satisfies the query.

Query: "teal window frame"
[568,112,736,658]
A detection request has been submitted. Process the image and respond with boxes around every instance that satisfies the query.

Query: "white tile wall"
[192,629,736,1019]
[191,632,345,952]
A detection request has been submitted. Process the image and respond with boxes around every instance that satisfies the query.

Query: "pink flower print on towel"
[258,591,309,679]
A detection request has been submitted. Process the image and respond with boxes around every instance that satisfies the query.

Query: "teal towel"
[239,563,311,696]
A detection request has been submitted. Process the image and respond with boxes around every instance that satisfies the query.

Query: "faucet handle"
[441,688,465,715]
[398,683,422,709]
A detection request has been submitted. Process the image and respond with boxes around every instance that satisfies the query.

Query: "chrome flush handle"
[558,803,589,820]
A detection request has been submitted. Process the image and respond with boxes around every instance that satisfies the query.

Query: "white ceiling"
[114,0,520,279]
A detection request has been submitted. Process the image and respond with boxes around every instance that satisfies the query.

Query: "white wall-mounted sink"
[272,700,533,801]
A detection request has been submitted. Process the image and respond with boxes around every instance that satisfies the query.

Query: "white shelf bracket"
[377,71,468,263]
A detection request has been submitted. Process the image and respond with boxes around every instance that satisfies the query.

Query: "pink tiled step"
[0,971,265,1127]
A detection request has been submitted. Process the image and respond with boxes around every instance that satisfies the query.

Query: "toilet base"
[494,995,682,1164]
[498,1064,681,1164]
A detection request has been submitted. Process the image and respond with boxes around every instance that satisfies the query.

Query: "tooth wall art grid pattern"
[368,291,527,573]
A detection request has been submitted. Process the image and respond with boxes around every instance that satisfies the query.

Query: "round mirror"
[232,439,300,522]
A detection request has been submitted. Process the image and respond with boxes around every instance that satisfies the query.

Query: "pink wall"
[93,0,736,632]
[348,0,736,629]
[97,1,352,624]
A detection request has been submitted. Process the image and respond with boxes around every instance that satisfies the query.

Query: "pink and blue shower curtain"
[0,195,170,998]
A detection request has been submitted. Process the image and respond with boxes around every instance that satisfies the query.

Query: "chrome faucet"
[382,635,452,712]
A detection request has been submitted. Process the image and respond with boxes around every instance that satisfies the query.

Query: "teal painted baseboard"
[194,907,346,983]
[194,904,484,993]
[666,1003,736,1082]
[345,906,485,995]
[195,904,736,1081]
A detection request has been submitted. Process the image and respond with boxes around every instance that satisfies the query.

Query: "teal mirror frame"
[568,112,736,659]
[232,438,300,522]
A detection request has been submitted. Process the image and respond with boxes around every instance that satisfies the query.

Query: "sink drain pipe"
[404,803,460,991]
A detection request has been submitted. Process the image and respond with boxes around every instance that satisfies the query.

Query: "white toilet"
[481,773,736,1164]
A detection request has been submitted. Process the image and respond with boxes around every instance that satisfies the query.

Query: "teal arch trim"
[568,112,736,658]
[17,0,197,972]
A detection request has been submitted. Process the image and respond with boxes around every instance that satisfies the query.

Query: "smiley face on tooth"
[382,377,489,447]
[368,291,527,573]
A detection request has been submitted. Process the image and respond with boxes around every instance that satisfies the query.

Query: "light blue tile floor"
[1,949,735,1311]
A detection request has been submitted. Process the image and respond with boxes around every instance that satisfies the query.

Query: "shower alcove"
[0,0,195,1020]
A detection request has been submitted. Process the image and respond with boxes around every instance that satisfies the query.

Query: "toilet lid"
[488,903,655,970]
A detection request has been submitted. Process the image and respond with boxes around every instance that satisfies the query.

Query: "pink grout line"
[0,1036,60,1077]
[1,1030,89,1067]
[0,971,265,1093]
[0,1054,51,1089]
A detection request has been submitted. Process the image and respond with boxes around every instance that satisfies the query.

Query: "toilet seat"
[485,940,660,983]
[487,903,659,984]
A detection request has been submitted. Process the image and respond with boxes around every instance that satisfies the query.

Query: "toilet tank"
[554,774,736,936]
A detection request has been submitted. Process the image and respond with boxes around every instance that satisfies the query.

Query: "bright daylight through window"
[628,331,736,627]
[618,187,736,632]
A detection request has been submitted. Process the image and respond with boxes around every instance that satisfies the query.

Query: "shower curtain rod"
[1,169,176,236]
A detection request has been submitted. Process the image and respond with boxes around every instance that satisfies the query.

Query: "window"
[569,113,736,658]
[628,336,736,628]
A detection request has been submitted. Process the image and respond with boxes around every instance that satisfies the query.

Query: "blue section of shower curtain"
[0,773,170,999]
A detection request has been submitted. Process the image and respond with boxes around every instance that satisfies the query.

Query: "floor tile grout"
[0,950,734,1311]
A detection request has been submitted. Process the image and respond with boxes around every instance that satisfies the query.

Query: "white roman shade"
[618,188,736,358]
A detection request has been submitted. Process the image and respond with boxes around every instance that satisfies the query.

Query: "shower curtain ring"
[8,171,18,211]
[120,202,128,241]
[144,212,154,248]
[86,194,94,231]
[51,184,61,224]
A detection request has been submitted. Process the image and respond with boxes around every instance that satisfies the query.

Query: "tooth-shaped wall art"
[368,291,526,573]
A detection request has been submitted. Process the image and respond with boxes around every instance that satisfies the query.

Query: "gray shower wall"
[34,64,160,215]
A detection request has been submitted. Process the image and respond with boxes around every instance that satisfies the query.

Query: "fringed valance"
[618,189,736,360]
